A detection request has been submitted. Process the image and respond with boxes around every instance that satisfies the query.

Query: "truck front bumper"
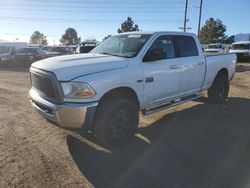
[29,89,98,130]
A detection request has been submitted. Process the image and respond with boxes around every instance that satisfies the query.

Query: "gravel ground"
[0,61,250,188]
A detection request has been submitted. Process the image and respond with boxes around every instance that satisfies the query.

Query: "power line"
[27,0,185,4]
[0,16,183,23]
[0,7,183,13]
[1,3,185,9]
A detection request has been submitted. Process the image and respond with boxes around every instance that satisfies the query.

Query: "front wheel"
[208,73,229,103]
[93,97,139,147]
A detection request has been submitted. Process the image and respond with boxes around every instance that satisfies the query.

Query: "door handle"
[170,65,179,69]
[197,61,205,65]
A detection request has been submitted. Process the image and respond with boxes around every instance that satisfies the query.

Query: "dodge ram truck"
[29,31,236,147]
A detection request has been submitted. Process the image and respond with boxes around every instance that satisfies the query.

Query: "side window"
[143,35,175,62]
[174,35,198,57]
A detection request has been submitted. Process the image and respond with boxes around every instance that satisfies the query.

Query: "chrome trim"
[29,88,98,129]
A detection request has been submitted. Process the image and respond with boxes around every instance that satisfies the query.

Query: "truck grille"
[30,68,63,103]
[31,73,55,98]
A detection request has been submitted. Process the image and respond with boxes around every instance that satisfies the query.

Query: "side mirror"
[143,48,165,62]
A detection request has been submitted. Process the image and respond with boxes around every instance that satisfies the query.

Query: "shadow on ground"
[67,97,250,188]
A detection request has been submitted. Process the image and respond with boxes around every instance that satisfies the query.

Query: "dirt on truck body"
[1,62,250,187]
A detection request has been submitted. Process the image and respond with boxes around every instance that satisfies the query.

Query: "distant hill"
[234,33,250,42]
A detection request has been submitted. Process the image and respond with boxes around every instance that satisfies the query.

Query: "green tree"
[60,28,80,45]
[117,17,139,33]
[224,35,235,44]
[30,31,48,45]
[199,18,227,44]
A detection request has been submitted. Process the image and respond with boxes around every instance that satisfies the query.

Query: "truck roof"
[118,31,197,37]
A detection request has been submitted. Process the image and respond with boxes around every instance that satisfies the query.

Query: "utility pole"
[179,0,191,32]
[197,0,203,38]
[183,0,188,32]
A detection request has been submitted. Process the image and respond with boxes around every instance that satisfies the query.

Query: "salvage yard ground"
[0,61,250,188]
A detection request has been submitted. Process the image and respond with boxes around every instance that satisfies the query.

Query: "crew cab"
[29,31,236,147]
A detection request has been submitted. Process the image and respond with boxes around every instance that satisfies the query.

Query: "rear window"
[174,35,198,57]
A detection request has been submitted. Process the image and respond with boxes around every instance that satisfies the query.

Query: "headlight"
[61,82,96,98]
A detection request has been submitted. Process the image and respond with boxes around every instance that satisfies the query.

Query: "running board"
[142,94,203,115]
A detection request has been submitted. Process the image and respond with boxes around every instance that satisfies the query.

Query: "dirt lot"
[1,61,250,188]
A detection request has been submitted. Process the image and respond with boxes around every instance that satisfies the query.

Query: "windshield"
[207,44,222,49]
[232,43,250,50]
[48,47,65,53]
[17,48,37,53]
[91,34,152,58]
[0,46,11,53]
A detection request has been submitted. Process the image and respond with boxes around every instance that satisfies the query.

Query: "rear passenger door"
[174,35,205,96]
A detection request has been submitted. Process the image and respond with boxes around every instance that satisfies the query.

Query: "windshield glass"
[48,47,65,53]
[17,48,37,53]
[0,46,11,53]
[208,44,222,49]
[91,34,152,58]
[232,43,250,50]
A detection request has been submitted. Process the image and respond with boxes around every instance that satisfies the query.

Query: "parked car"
[229,41,250,61]
[29,31,236,147]
[15,46,44,62]
[0,42,27,63]
[76,42,97,54]
[205,43,225,53]
[45,46,71,58]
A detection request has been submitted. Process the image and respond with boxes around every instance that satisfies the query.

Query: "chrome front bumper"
[29,89,98,129]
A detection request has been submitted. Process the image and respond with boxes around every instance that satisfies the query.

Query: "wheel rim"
[109,108,130,139]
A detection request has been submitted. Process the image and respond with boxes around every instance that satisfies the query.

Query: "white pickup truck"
[29,31,236,147]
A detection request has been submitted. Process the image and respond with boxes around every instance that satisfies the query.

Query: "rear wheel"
[208,73,229,103]
[93,97,139,147]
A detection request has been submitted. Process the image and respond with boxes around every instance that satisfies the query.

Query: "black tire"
[92,97,139,147]
[208,73,229,103]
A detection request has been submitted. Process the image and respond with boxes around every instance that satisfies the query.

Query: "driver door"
[141,35,180,105]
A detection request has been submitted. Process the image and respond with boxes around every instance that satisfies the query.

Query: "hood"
[205,48,223,52]
[229,49,250,53]
[31,53,130,81]
[16,53,33,56]
[46,51,61,55]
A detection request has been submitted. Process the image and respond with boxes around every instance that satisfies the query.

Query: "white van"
[229,41,250,61]
[0,42,27,62]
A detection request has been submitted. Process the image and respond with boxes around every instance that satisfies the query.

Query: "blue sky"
[0,0,249,44]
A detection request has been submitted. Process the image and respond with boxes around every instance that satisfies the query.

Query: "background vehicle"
[45,46,71,58]
[205,43,225,53]
[29,31,236,147]
[76,42,98,54]
[229,41,250,61]
[0,42,27,62]
[15,46,44,62]
[42,45,51,52]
